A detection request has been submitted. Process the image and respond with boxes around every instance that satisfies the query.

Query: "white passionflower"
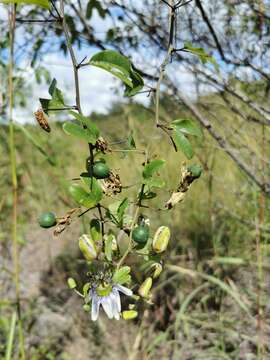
[90,283,133,321]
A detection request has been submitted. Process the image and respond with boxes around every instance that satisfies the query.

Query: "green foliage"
[143,159,165,179]
[86,0,106,19]
[171,119,202,159]
[69,110,100,141]
[89,50,144,96]
[0,0,50,8]
[40,79,65,113]
[112,266,131,285]
[184,42,218,70]
[63,122,97,143]
[68,180,102,207]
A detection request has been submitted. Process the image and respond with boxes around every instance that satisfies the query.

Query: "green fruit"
[132,225,149,244]
[38,212,57,228]
[92,162,110,179]
[187,164,203,179]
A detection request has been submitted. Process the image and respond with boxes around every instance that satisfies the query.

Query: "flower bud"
[67,277,77,289]
[122,310,138,320]
[152,226,170,253]
[151,263,163,279]
[83,304,90,312]
[78,234,98,261]
[138,277,152,298]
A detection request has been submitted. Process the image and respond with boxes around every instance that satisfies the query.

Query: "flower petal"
[111,290,121,320]
[112,288,121,313]
[114,284,133,296]
[91,294,101,321]
[101,295,114,319]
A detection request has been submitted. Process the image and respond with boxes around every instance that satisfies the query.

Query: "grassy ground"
[1,99,270,359]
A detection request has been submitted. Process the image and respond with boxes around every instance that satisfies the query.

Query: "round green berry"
[92,162,110,179]
[38,212,57,228]
[132,225,149,244]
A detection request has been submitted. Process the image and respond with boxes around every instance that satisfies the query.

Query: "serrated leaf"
[63,122,97,143]
[171,119,203,137]
[0,0,50,8]
[143,159,165,179]
[112,266,131,285]
[69,110,100,141]
[172,130,194,159]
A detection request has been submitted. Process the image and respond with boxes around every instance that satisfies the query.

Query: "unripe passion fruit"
[132,225,149,244]
[92,161,110,179]
[38,212,57,228]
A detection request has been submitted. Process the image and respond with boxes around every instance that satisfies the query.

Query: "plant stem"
[8,5,25,359]
[155,0,175,126]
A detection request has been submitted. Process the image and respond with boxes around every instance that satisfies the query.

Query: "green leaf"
[124,70,144,97]
[0,0,50,8]
[144,177,165,189]
[117,198,129,227]
[68,181,102,207]
[171,119,203,138]
[86,0,106,19]
[172,130,194,159]
[143,159,165,179]
[104,234,114,261]
[69,110,100,141]
[63,122,97,144]
[89,50,144,97]
[90,219,102,242]
[40,78,64,113]
[184,42,218,70]
[112,266,131,285]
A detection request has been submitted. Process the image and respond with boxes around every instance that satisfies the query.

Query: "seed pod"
[34,109,51,132]
[138,277,152,298]
[150,263,163,279]
[78,234,98,261]
[122,310,138,320]
[152,226,170,253]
